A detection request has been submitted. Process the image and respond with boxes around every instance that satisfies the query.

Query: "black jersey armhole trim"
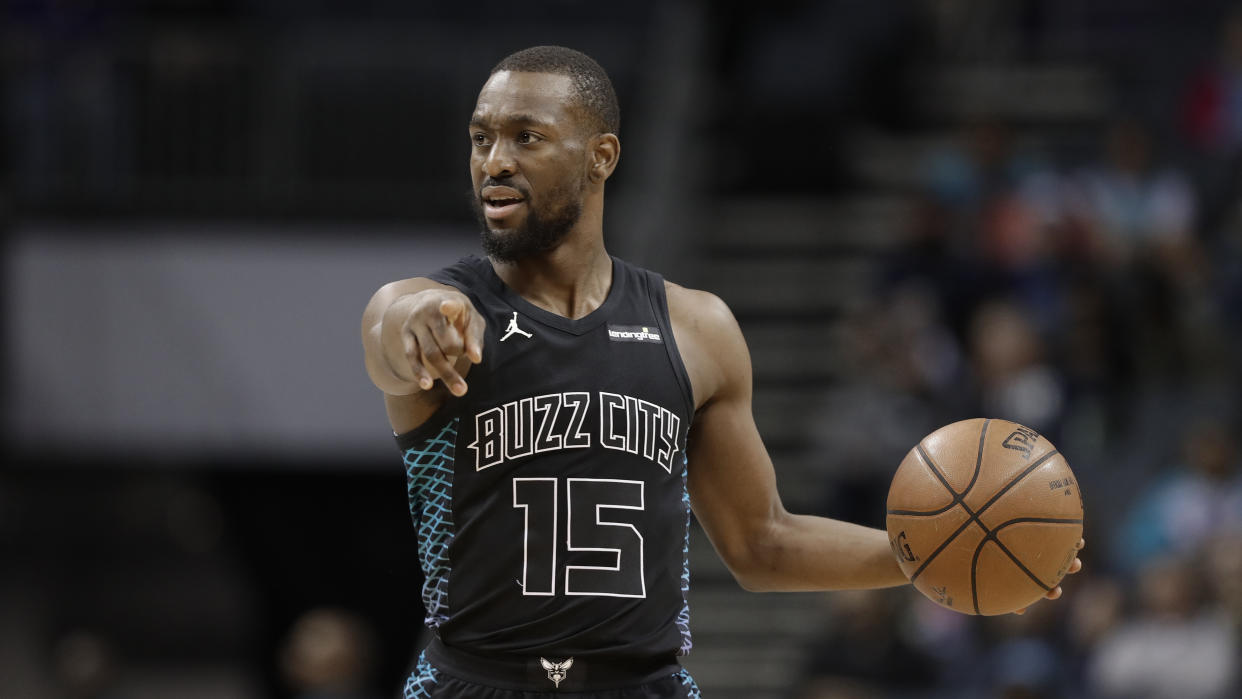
[645,272,696,421]
[394,405,459,452]
[427,256,487,297]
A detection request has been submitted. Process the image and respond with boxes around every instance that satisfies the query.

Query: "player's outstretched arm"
[361,278,485,399]
[670,285,1084,602]
[669,285,908,592]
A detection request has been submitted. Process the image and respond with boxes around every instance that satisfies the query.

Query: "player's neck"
[491,235,612,320]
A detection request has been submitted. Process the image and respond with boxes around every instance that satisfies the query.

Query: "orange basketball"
[886,418,1084,615]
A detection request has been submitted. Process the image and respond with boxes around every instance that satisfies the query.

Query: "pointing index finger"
[465,305,485,363]
[440,297,466,326]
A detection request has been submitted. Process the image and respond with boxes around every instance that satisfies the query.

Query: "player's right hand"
[381,289,484,397]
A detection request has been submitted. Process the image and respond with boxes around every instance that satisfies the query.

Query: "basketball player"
[361,46,1082,697]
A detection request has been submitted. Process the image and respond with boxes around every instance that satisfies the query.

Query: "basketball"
[885,418,1084,615]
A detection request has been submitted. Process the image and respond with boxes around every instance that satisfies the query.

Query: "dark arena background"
[4,2,1241,698]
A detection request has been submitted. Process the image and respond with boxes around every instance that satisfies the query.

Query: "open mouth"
[482,187,526,219]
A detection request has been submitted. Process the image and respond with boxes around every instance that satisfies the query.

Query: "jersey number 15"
[512,477,646,598]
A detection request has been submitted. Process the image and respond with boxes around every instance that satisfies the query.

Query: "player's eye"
[471,132,491,147]
[517,131,540,145]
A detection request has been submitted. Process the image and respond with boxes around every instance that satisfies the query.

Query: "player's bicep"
[688,393,789,585]
[681,297,786,580]
[688,395,781,516]
[385,390,444,435]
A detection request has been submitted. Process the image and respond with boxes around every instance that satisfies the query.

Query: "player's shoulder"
[663,279,740,338]
[660,279,745,355]
[662,280,749,407]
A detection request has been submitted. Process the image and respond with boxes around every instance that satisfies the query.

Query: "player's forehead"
[471,71,578,130]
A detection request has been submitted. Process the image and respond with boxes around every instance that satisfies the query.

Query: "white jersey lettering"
[468,391,680,471]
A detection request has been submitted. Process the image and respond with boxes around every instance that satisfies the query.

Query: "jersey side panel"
[400,416,459,629]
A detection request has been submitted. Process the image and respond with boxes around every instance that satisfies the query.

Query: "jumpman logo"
[500,312,533,342]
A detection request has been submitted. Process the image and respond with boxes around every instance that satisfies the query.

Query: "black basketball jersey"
[396,255,696,664]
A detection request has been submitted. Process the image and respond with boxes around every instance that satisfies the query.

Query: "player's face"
[469,71,592,262]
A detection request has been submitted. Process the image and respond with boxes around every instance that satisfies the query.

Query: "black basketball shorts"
[403,641,702,698]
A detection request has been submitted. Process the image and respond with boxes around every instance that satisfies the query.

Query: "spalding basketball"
[886,418,1083,615]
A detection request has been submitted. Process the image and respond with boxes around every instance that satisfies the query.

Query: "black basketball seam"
[973,450,1061,517]
[907,449,1061,584]
[910,444,971,512]
[969,422,990,613]
[970,518,1080,614]
[969,504,1081,614]
[908,505,981,583]
[887,506,955,516]
[970,527,986,614]
[890,419,990,517]
[982,516,1083,607]
[966,418,990,498]
[907,423,992,582]
[905,445,985,581]
[994,516,1083,527]
[972,534,1051,615]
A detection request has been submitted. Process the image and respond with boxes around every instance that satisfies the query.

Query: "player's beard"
[473,179,585,263]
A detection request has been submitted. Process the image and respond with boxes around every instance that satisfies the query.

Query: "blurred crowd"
[795,8,1242,699]
[3,2,1240,699]
[797,428,1240,699]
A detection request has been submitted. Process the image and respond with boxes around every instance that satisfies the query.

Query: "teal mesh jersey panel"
[403,418,458,628]
[677,461,693,655]
[402,651,439,698]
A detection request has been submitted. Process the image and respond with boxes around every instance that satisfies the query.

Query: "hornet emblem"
[540,657,574,688]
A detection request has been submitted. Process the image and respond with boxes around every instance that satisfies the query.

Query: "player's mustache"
[479,177,529,200]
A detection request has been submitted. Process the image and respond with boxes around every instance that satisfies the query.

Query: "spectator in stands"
[1203,532,1242,627]
[921,119,1043,257]
[1087,555,1239,699]
[795,589,937,699]
[979,598,1073,699]
[916,118,1070,335]
[1064,571,1126,690]
[279,608,380,699]
[1067,117,1208,375]
[1181,10,1242,156]
[1180,9,1242,255]
[966,299,1066,437]
[1113,418,1242,576]
[923,119,1016,211]
[1070,118,1198,265]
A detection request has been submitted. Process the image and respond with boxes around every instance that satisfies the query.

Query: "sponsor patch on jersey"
[606,324,663,343]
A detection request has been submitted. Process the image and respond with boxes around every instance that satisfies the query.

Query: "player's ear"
[588,133,620,183]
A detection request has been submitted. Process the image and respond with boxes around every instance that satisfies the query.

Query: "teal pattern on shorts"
[675,668,702,698]
[403,651,439,698]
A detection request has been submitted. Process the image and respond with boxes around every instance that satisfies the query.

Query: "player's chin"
[485,222,520,236]
[484,217,527,238]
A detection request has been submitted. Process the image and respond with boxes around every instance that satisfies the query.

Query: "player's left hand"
[1013,537,1085,615]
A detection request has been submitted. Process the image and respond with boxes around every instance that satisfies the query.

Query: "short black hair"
[491,46,620,136]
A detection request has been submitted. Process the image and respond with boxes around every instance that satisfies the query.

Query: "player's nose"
[483,141,517,178]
